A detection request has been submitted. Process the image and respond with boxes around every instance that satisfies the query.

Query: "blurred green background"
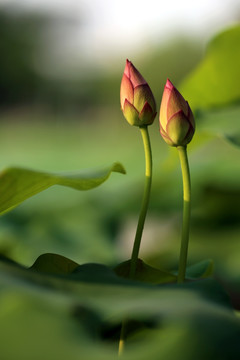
[0,0,240,287]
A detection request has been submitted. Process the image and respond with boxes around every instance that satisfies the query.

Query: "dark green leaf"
[71,263,136,285]
[114,259,214,285]
[0,162,126,215]
[0,256,239,360]
[30,253,79,274]
[30,253,137,285]
[186,259,214,279]
[114,259,177,284]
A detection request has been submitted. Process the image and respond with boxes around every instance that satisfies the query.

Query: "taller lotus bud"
[160,79,195,147]
[120,59,156,127]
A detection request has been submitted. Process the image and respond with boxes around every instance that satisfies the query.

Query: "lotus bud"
[159,79,195,147]
[120,59,156,127]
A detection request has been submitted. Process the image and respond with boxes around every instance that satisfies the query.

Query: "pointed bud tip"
[165,78,174,90]
[124,59,131,77]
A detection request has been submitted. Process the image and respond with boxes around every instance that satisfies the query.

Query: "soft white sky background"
[1,0,240,70]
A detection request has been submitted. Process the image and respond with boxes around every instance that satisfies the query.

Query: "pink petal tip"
[124,59,131,77]
[165,78,175,90]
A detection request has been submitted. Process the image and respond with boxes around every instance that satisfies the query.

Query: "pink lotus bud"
[120,59,156,127]
[159,79,195,147]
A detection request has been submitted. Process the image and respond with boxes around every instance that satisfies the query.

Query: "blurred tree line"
[0,7,81,112]
[0,7,203,115]
[0,9,46,107]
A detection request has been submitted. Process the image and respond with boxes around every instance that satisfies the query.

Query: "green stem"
[118,126,152,356]
[118,321,127,356]
[177,146,191,283]
[129,125,152,279]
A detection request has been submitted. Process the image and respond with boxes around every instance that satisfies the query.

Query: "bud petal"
[120,74,134,109]
[120,59,156,127]
[167,111,191,146]
[122,99,140,126]
[167,87,188,119]
[139,102,156,125]
[160,125,174,146]
[159,79,195,146]
[187,102,195,127]
[134,84,156,114]
[159,87,171,130]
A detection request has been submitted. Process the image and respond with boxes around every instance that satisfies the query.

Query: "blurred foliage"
[0,14,240,359]
[0,5,208,268]
[0,9,46,106]
[0,254,239,360]
[0,1,240,354]
[181,25,240,110]
[0,7,202,113]
[0,7,85,111]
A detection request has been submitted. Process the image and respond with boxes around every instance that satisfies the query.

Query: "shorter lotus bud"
[120,59,156,127]
[159,79,195,147]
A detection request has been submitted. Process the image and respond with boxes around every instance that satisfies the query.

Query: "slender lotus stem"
[129,125,152,279]
[177,145,191,283]
[118,321,127,356]
[118,125,152,356]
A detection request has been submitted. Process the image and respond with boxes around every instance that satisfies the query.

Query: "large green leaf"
[29,254,214,285]
[114,259,177,284]
[0,255,239,360]
[30,253,136,285]
[30,253,79,274]
[0,162,125,215]
[114,259,214,285]
[180,25,240,110]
